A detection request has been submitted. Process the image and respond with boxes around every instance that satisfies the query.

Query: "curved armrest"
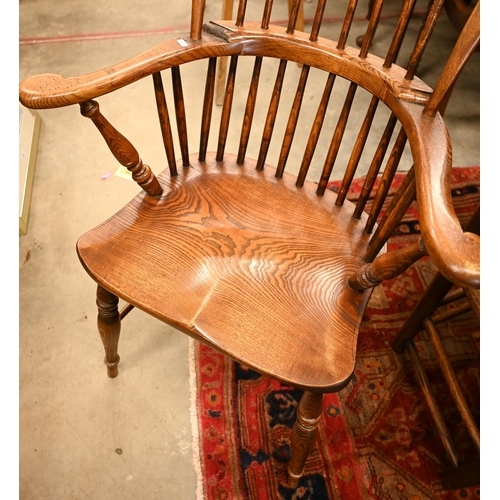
[405,109,480,289]
[19,33,228,109]
[403,2,480,288]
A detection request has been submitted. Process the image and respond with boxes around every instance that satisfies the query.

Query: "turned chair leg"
[96,284,121,378]
[288,391,324,488]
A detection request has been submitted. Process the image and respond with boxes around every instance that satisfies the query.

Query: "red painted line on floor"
[19,24,192,45]
[19,11,427,45]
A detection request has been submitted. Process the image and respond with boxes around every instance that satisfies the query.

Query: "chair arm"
[405,109,480,289]
[19,34,228,110]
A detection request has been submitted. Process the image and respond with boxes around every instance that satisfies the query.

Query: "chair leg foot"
[288,391,323,487]
[96,284,121,378]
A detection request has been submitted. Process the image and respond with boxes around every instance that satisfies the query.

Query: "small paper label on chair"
[114,166,133,181]
[177,39,188,47]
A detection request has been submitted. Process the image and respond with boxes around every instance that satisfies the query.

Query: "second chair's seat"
[77,153,374,391]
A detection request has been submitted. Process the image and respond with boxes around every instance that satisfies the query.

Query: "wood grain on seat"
[78,153,374,391]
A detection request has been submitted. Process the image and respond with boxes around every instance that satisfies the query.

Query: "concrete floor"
[18,1,479,499]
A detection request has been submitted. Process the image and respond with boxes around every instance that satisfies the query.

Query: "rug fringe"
[188,337,205,500]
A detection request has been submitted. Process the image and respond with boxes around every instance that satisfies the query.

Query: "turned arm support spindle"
[79,100,163,197]
[349,237,427,291]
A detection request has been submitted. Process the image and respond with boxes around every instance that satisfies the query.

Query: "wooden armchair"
[19,0,480,488]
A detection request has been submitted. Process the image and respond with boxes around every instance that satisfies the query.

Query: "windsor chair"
[392,206,480,489]
[19,0,480,488]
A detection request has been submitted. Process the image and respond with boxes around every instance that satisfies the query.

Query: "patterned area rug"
[189,167,480,499]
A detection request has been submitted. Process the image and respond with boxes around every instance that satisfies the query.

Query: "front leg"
[96,285,121,378]
[288,391,323,488]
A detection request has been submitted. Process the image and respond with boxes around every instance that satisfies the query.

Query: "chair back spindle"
[335,95,379,207]
[352,113,397,219]
[406,0,445,79]
[359,0,384,58]
[199,58,217,162]
[336,0,435,207]
[237,57,263,165]
[152,72,178,176]
[310,0,328,42]
[337,0,359,50]
[296,73,336,188]
[190,0,207,40]
[365,166,416,263]
[384,0,417,67]
[316,81,358,195]
[364,127,408,234]
[235,0,248,26]
[256,59,288,171]
[261,0,274,30]
[217,55,239,161]
[171,66,190,167]
[287,0,302,34]
[276,64,311,178]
